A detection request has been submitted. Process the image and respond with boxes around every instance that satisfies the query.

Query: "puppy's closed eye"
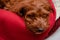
[40,14,49,18]
[27,13,36,19]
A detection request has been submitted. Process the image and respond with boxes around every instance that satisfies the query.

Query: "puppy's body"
[0,0,53,34]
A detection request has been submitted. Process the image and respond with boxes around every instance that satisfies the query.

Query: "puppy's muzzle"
[36,28,44,32]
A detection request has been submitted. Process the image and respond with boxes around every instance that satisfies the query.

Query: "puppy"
[0,0,53,34]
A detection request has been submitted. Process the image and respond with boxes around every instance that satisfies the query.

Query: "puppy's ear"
[19,7,28,17]
[0,0,5,8]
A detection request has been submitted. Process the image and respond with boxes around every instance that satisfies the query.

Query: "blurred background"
[53,0,60,20]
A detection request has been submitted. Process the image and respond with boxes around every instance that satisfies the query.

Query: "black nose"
[37,28,44,32]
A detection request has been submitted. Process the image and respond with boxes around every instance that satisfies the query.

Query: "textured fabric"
[0,0,56,40]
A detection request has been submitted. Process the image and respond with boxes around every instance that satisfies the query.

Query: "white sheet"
[52,0,60,20]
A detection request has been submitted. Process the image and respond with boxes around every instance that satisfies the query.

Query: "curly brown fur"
[0,0,53,34]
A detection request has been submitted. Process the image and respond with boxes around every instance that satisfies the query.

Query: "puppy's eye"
[19,7,27,16]
[42,14,49,18]
[27,15,35,19]
[44,6,53,12]
[27,13,36,19]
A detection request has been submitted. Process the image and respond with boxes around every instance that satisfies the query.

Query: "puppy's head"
[19,0,52,34]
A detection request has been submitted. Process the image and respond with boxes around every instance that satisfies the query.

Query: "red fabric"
[0,0,56,40]
[47,17,60,37]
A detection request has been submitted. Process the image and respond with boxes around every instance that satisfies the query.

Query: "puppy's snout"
[37,28,44,32]
[34,27,44,32]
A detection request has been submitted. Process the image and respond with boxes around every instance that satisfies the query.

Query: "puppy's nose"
[37,28,44,32]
